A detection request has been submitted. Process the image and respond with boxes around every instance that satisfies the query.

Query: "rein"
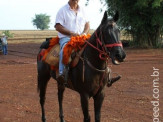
[80,28,123,76]
[79,28,122,94]
[78,45,108,83]
[85,31,123,60]
[85,40,108,60]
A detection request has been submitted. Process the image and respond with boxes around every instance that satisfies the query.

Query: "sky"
[0,0,106,30]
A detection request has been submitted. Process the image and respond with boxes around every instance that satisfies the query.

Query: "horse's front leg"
[93,91,105,122]
[57,83,65,122]
[80,94,90,122]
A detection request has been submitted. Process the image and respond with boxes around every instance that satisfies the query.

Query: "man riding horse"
[55,0,120,86]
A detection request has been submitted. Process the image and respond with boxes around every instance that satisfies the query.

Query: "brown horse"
[37,11,126,122]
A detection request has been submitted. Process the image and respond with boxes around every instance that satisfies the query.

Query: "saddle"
[43,44,84,68]
[40,35,91,70]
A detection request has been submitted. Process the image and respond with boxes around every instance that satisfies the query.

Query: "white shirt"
[55,3,89,38]
[1,36,7,45]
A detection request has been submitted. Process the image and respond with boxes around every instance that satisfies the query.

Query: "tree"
[2,30,14,38]
[106,0,163,47]
[88,0,163,48]
[32,14,50,30]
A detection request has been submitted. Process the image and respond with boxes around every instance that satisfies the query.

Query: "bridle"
[80,24,123,94]
[76,21,123,94]
[85,25,123,60]
[80,24,123,73]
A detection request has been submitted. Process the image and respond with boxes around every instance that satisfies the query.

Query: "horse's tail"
[37,73,42,93]
[37,49,51,93]
[37,50,42,93]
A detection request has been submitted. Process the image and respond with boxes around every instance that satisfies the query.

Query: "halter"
[79,25,123,93]
[85,28,123,60]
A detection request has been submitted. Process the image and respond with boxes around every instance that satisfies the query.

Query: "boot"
[57,65,69,85]
[57,74,65,85]
[107,75,121,87]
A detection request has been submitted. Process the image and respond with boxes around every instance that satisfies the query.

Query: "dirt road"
[0,43,162,122]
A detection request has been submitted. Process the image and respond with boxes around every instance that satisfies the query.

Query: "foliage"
[32,14,50,30]
[88,0,163,48]
[2,30,14,38]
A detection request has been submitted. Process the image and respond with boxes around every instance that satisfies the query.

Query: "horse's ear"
[113,11,119,22]
[101,11,108,24]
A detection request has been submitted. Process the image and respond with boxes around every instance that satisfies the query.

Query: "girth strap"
[80,57,108,82]
[85,59,106,72]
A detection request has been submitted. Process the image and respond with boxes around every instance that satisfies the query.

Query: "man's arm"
[55,23,79,37]
[82,22,90,35]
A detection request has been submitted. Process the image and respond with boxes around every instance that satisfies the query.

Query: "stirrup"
[57,74,67,85]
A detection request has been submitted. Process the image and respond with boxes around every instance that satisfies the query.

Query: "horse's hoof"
[60,119,65,122]
[42,118,46,122]
[42,116,46,122]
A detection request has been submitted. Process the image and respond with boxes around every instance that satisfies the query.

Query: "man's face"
[70,0,80,4]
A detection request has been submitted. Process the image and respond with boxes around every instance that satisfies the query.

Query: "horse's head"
[96,11,126,65]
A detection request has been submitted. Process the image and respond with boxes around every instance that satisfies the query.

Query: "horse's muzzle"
[110,47,126,65]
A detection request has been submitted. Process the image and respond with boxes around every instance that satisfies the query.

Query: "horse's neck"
[84,32,106,69]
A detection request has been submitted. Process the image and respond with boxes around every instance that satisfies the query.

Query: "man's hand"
[81,33,86,36]
[70,32,79,37]
[55,23,80,37]
[82,22,90,35]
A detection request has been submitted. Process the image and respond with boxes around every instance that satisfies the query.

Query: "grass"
[0,29,128,44]
[0,30,95,44]
[0,30,58,44]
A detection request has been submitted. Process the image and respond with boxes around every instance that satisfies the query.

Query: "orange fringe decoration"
[63,34,91,65]
[42,37,59,61]
[42,34,91,67]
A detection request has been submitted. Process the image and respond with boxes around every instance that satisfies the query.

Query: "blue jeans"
[2,44,8,55]
[59,37,70,75]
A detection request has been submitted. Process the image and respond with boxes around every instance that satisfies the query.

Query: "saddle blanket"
[40,34,91,70]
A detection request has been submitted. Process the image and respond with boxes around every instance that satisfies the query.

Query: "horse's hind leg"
[93,91,105,122]
[80,94,90,122]
[38,74,51,122]
[57,83,65,122]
